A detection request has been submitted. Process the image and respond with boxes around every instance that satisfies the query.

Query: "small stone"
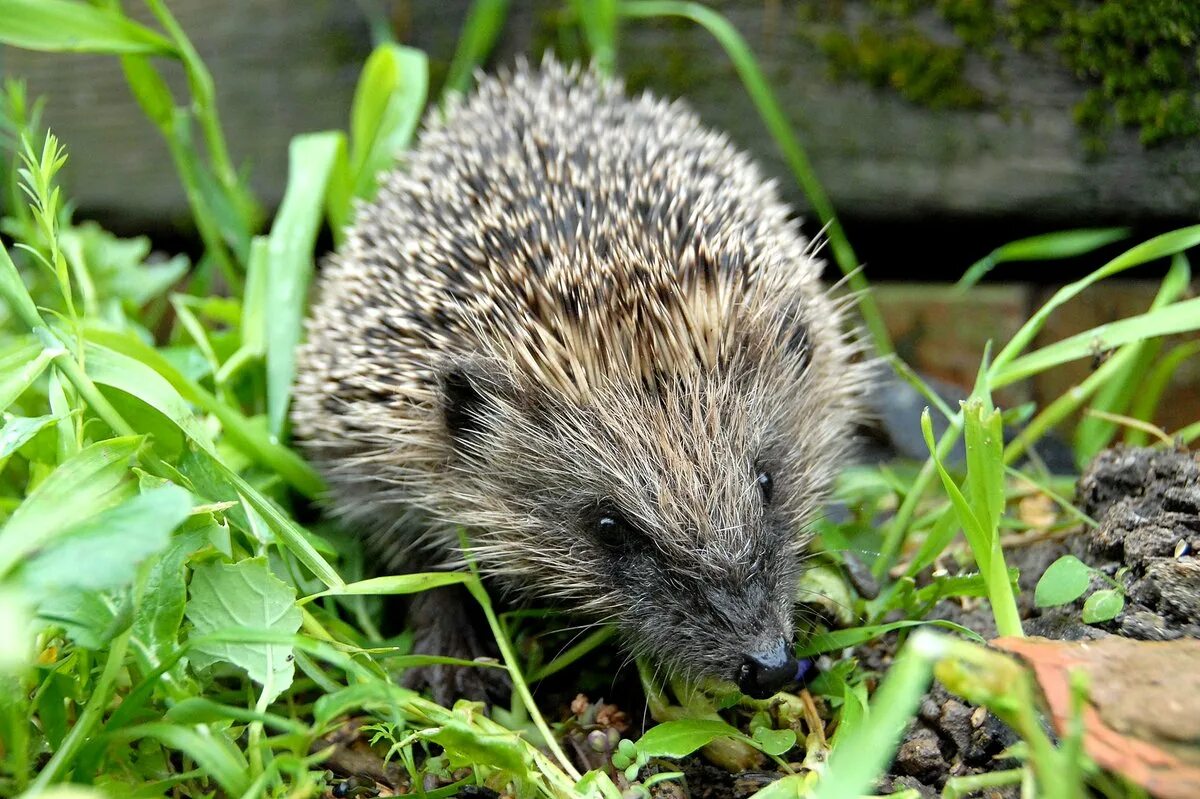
[1119,610,1182,641]
[893,727,946,782]
[1148,559,1200,620]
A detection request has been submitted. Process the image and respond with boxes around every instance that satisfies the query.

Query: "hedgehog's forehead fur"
[293,57,867,681]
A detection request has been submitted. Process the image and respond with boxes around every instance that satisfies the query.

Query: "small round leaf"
[1034,555,1091,607]
[1082,589,1125,624]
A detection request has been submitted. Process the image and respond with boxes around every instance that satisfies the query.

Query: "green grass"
[0,2,1198,798]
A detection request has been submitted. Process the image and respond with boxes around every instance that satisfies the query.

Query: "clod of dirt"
[994,636,1200,799]
[893,727,945,783]
[1076,446,1200,638]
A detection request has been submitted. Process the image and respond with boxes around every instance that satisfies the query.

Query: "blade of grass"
[795,618,983,658]
[26,630,133,793]
[104,722,251,796]
[921,408,1023,638]
[443,0,511,97]
[2,246,339,589]
[347,44,428,207]
[143,0,260,231]
[458,535,581,781]
[956,228,1129,291]
[993,296,1200,387]
[0,436,140,578]
[990,225,1200,376]
[1073,254,1189,461]
[1126,341,1200,446]
[0,0,176,54]
[83,326,324,497]
[0,343,57,411]
[810,634,934,799]
[872,419,963,579]
[265,132,342,439]
[572,0,619,74]
[618,0,891,356]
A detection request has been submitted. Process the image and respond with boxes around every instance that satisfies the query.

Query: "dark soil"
[874,446,1200,797]
[1075,447,1200,639]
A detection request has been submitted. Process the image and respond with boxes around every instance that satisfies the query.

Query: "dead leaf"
[993,636,1200,799]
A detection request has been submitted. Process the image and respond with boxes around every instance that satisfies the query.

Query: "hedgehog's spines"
[293,58,871,679]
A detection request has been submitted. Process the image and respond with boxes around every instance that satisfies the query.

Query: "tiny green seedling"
[1034,555,1126,623]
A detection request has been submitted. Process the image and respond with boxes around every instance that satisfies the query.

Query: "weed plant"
[0,1,1197,798]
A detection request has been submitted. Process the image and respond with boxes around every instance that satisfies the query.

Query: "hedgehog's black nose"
[737,641,808,699]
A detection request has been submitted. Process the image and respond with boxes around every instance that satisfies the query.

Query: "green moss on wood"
[821,26,984,110]
[804,0,1200,148]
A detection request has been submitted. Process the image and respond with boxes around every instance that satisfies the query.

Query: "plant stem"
[27,629,132,792]
[460,564,582,780]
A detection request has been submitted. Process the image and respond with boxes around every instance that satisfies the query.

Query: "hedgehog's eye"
[590,505,646,553]
[756,471,773,504]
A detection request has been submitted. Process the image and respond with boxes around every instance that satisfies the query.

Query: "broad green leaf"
[37,589,129,648]
[265,132,342,438]
[0,0,176,55]
[313,681,417,726]
[21,485,192,596]
[0,436,140,578]
[349,44,428,202]
[132,528,207,673]
[426,716,531,774]
[85,342,214,452]
[635,719,750,758]
[751,726,797,757]
[1082,589,1124,624]
[186,557,302,704]
[82,325,324,498]
[110,723,250,796]
[1034,555,1091,607]
[0,413,61,459]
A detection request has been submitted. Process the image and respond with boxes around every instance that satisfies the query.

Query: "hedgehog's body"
[293,61,865,700]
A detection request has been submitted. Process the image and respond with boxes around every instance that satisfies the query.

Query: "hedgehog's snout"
[736,641,813,699]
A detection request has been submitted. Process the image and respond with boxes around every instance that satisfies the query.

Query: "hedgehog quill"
[293,60,866,704]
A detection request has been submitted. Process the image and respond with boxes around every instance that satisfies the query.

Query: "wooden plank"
[2,0,1197,241]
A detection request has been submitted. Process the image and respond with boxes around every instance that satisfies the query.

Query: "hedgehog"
[292,59,866,703]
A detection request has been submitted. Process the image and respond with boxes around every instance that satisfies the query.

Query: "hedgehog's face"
[438,347,837,697]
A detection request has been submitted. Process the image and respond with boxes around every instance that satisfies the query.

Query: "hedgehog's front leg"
[402,585,511,706]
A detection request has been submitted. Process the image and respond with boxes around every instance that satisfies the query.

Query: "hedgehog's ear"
[439,358,513,447]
